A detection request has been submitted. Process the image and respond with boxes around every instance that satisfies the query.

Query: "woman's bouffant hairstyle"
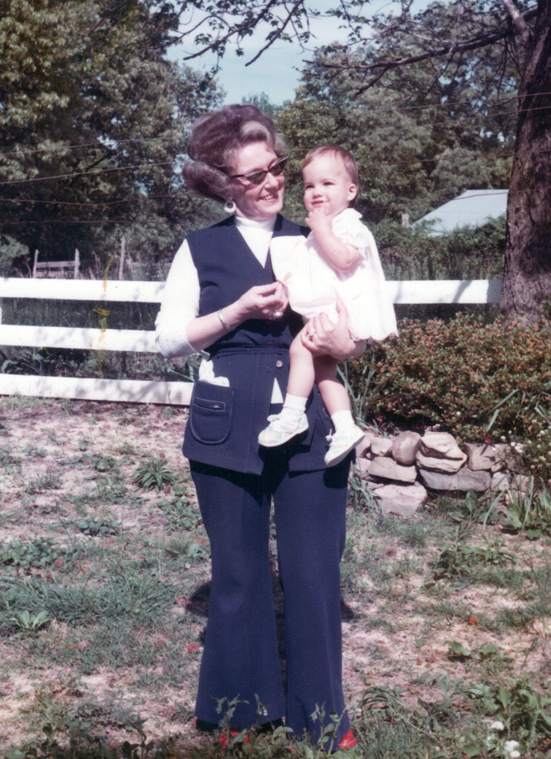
[182,104,286,204]
[302,145,360,205]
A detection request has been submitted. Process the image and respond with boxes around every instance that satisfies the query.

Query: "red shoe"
[339,729,357,749]
[218,730,250,749]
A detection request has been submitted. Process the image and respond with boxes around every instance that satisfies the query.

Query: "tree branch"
[501,0,533,46]
[246,0,306,65]
[314,5,538,78]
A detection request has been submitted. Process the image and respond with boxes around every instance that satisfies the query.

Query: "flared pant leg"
[272,460,350,746]
[190,462,285,729]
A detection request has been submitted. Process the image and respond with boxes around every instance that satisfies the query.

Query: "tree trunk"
[500,0,551,324]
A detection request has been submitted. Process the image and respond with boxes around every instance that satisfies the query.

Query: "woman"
[155,105,362,748]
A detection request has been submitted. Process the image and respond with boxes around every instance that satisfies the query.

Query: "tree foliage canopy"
[0,0,222,273]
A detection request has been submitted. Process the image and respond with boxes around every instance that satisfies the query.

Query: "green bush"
[375,217,505,280]
[350,314,551,442]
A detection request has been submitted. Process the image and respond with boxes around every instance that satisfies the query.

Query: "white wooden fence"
[0,277,502,405]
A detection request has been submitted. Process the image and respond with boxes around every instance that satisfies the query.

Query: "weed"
[22,445,47,459]
[133,457,176,491]
[158,484,201,532]
[466,677,551,750]
[163,537,209,568]
[432,527,516,581]
[118,441,138,456]
[9,609,50,636]
[69,476,129,507]
[447,640,512,664]
[400,521,428,549]
[501,482,551,539]
[1,537,69,570]
[24,471,63,495]
[91,454,119,473]
[77,515,121,537]
[347,467,382,513]
[0,448,22,478]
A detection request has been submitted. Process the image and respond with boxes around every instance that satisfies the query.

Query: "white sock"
[280,394,307,419]
[331,410,356,431]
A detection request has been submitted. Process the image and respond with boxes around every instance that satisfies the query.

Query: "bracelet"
[217,309,232,331]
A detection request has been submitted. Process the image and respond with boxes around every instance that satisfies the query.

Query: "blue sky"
[170,1,431,105]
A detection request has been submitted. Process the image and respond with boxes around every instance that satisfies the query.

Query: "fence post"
[118,237,126,280]
[32,250,39,278]
[74,249,80,279]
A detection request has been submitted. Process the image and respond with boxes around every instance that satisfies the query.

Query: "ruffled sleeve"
[331,209,374,259]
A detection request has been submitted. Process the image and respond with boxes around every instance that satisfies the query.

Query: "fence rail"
[0,277,502,405]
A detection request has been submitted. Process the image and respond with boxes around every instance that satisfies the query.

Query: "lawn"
[1,396,551,758]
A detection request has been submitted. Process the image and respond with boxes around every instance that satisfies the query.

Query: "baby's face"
[303,154,357,221]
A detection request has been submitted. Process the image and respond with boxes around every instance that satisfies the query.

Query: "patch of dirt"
[1,397,551,754]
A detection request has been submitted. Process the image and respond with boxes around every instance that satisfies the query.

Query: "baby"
[259,145,397,466]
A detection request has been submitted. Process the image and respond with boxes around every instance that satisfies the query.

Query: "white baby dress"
[270,208,397,341]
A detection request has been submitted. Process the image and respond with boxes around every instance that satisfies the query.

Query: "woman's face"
[229,141,285,221]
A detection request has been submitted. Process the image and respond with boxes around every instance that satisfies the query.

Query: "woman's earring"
[224,199,236,214]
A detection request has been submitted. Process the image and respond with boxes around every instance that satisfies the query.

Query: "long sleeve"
[154,239,200,358]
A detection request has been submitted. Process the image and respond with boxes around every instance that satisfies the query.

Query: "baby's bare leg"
[315,355,351,416]
[287,327,316,398]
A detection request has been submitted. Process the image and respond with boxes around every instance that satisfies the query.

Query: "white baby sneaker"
[258,412,309,447]
[324,425,365,467]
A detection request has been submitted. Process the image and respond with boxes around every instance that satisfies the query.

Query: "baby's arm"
[306,206,361,273]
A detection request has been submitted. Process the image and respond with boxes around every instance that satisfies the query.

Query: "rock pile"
[354,429,517,517]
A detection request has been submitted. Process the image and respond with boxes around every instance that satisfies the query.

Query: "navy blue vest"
[182,214,333,475]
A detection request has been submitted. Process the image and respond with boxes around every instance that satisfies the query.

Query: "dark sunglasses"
[229,156,288,185]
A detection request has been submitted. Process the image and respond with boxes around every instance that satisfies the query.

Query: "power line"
[0,134,182,159]
[4,185,550,228]
[0,161,174,187]
[0,193,174,207]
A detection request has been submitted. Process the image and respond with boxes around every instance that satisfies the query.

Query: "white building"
[414,190,508,235]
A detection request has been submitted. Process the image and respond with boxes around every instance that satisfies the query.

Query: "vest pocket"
[189,382,234,445]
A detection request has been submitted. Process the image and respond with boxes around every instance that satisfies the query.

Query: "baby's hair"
[302,145,360,201]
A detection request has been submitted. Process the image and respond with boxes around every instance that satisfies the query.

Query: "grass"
[3,398,551,757]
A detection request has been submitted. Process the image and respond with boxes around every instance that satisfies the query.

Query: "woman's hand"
[302,300,365,361]
[234,282,288,322]
[185,282,288,352]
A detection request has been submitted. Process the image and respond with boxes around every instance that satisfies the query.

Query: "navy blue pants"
[190,454,350,744]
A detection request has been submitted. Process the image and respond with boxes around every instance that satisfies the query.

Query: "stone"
[373,482,428,516]
[392,431,421,466]
[464,443,498,471]
[490,471,510,492]
[418,467,491,492]
[371,437,393,457]
[490,444,509,472]
[420,431,465,460]
[368,456,418,483]
[354,457,371,476]
[355,434,372,459]
[416,451,466,473]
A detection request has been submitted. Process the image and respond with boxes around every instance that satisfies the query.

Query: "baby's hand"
[305,205,331,232]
